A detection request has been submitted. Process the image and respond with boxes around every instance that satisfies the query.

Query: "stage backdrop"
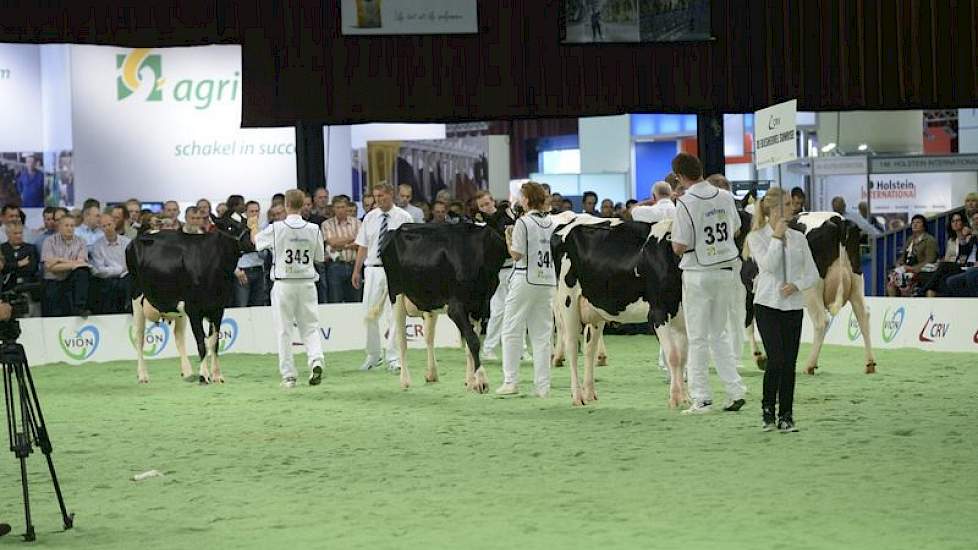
[70,45,296,203]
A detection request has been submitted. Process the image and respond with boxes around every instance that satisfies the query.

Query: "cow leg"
[596,329,608,367]
[393,294,411,390]
[187,311,211,384]
[658,318,689,409]
[133,298,150,384]
[551,300,565,368]
[582,323,604,403]
[172,315,196,381]
[803,285,829,375]
[746,320,767,371]
[447,302,485,393]
[424,312,439,383]
[848,274,876,374]
[209,315,225,383]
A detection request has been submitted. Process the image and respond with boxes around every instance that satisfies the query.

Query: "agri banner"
[798,296,978,353]
[23,303,461,366]
[69,45,296,202]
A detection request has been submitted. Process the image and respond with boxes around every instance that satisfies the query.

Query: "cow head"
[211,213,256,255]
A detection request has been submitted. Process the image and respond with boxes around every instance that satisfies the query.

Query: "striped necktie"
[378,212,391,256]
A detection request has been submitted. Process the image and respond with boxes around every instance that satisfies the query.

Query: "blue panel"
[634,141,677,200]
[536,134,579,151]
[631,114,697,137]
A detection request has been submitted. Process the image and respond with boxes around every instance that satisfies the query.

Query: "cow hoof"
[400,382,411,390]
[138,378,149,385]
[865,362,877,374]
[803,365,817,376]
[425,373,438,383]
[198,375,210,385]
[571,392,586,406]
[597,356,608,367]
[212,376,225,384]
[552,360,564,368]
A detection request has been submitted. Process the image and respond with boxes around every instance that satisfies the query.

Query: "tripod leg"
[21,358,74,530]
[19,454,35,542]
[9,364,36,542]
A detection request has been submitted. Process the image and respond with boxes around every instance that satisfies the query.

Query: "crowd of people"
[1,178,975,319]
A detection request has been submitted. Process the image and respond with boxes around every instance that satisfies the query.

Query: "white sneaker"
[280,377,297,389]
[359,357,382,371]
[495,383,519,396]
[386,360,401,374]
[681,401,713,415]
[535,388,550,399]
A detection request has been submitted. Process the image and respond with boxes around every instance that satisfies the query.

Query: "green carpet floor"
[1,336,975,549]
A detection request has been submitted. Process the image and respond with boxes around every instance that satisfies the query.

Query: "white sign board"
[70,45,296,203]
[341,0,478,35]
[754,99,798,169]
[0,43,44,151]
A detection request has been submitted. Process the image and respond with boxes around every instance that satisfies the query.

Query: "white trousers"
[682,269,747,404]
[363,266,397,363]
[501,275,554,392]
[271,280,323,380]
[483,266,512,352]
[727,267,747,366]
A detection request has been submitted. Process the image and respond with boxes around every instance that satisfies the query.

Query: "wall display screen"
[561,0,712,44]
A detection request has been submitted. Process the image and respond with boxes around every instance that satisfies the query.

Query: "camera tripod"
[2,319,73,542]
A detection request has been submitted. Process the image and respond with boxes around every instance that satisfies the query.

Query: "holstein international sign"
[70,45,297,203]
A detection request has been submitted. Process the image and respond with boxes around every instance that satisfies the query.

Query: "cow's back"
[128,231,233,313]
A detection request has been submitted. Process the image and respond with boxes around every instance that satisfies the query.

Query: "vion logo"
[218,318,239,353]
[129,322,171,357]
[115,48,239,109]
[846,311,862,341]
[58,325,100,361]
[918,314,951,343]
[881,307,906,343]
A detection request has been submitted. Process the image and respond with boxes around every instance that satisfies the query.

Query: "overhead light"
[857,143,869,151]
[821,142,837,153]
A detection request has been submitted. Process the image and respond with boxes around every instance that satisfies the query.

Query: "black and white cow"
[551,213,688,407]
[126,215,254,384]
[375,222,508,392]
[745,212,876,375]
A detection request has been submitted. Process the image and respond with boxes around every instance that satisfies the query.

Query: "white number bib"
[678,189,739,267]
[523,215,557,286]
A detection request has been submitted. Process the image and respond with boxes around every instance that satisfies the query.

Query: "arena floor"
[2,336,976,549]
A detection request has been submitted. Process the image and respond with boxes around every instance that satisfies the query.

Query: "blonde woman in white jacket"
[746,188,819,433]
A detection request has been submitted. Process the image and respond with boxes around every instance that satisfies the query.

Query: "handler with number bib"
[251,189,326,389]
[670,153,748,414]
[496,181,556,398]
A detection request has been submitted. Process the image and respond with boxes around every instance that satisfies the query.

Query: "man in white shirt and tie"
[670,153,748,414]
[630,181,676,224]
[353,183,414,372]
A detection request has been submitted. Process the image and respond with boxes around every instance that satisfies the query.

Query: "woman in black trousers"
[745,188,819,432]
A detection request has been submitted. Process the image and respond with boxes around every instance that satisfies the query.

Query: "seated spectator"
[196,198,215,232]
[74,204,105,250]
[965,192,978,219]
[32,206,60,247]
[920,212,975,297]
[582,191,598,215]
[233,200,266,307]
[1,222,40,293]
[182,206,204,234]
[886,214,939,297]
[600,198,615,218]
[41,215,91,317]
[323,196,362,303]
[631,181,676,223]
[0,205,24,244]
[430,201,449,223]
[110,204,137,239]
[397,184,425,223]
[90,214,132,314]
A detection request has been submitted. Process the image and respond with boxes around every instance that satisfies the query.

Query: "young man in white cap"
[250,189,326,388]
[671,153,747,414]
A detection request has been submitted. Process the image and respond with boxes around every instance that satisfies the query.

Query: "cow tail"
[366,301,384,321]
[125,242,142,301]
[828,268,846,315]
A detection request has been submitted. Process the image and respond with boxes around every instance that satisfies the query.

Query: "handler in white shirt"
[745,187,819,433]
[630,181,676,224]
[353,183,414,372]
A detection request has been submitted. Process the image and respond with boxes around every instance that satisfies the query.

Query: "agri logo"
[117,48,165,101]
[114,48,239,109]
[129,322,171,357]
[881,307,906,343]
[58,325,100,361]
[918,314,951,343]
[218,318,239,353]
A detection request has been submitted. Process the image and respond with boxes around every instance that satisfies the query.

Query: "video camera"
[0,280,40,319]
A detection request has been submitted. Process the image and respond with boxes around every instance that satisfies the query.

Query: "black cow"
[551,213,688,407]
[126,215,254,384]
[375,223,507,392]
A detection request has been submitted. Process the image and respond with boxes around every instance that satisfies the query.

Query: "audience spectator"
[15,154,45,207]
[561,198,573,212]
[965,192,978,219]
[82,198,101,212]
[919,211,975,297]
[158,213,180,231]
[361,194,376,218]
[301,195,314,221]
[267,203,286,223]
[790,187,806,216]
[260,203,289,307]
[308,187,331,226]
[90,214,131,314]
[448,200,465,223]
[550,193,564,214]
[74,204,105,250]
[196,198,215,232]
[582,191,599,215]
[183,206,204,234]
[886,214,939,297]
[233,200,267,307]
[163,200,181,224]
[32,206,62,248]
[271,193,285,207]
[323,196,362,303]
[600,198,615,218]
[858,201,885,234]
[392,184,422,223]
[41,215,91,317]
[226,195,246,217]
[430,201,449,224]
[110,204,137,239]
[418,200,431,222]
[1,222,40,295]
[707,173,732,192]
[0,205,24,244]
[832,196,881,238]
[215,202,228,217]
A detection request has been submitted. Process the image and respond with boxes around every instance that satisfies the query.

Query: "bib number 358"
[703,222,729,245]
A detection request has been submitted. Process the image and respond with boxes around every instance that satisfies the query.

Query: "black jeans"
[94,275,132,314]
[754,304,803,418]
[42,267,91,317]
[326,261,361,303]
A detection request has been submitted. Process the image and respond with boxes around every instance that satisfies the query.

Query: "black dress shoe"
[778,416,799,433]
[0,523,11,537]
[723,398,746,412]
